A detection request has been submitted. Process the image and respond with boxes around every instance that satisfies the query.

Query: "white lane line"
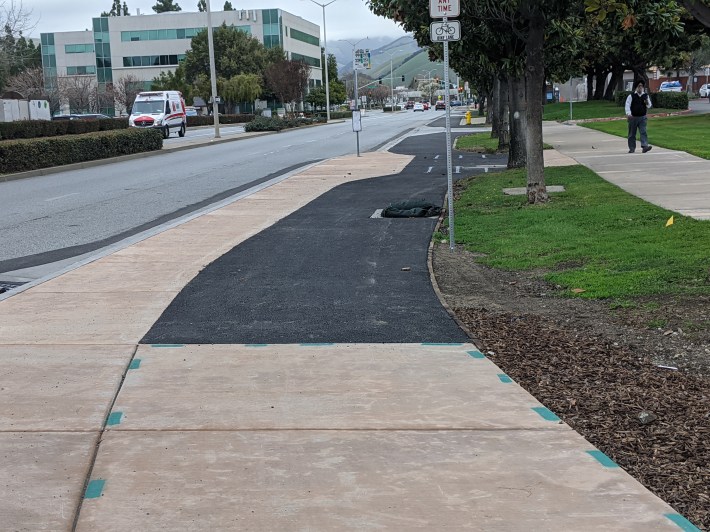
[426,166,433,174]
[45,193,79,202]
[458,155,463,159]
[434,155,440,160]
[455,166,461,174]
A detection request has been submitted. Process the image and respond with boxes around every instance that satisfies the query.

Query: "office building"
[41,8,322,115]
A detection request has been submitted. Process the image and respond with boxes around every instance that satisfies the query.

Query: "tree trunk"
[490,78,501,138]
[524,7,548,204]
[480,94,487,117]
[586,67,595,101]
[498,76,510,152]
[593,67,608,100]
[508,74,527,169]
[631,65,649,88]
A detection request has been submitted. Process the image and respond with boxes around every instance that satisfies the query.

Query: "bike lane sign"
[430,20,460,42]
[430,0,459,18]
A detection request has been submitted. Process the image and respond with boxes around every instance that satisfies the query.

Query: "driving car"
[404,101,414,109]
[699,84,709,98]
[423,102,430,110]
[659,81,682,92]
[435,100,446,110]
[413,102,424,112]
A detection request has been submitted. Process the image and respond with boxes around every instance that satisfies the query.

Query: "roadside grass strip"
[582,113,710,160]
[456,133,553,153]
[543,100,679,122]
[452,165,710,300]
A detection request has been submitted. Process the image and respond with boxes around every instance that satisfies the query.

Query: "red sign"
[430,0,459,18]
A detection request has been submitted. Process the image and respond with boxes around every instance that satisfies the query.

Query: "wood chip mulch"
[454,308,710,530]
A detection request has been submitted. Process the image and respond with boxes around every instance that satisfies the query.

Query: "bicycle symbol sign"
[430,20,460,42]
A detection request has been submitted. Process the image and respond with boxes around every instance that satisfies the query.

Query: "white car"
[413,102,424,112]
[659,81,683,92]
[699,84,710,98]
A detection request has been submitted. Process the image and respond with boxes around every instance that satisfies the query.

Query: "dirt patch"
[432,243,710,529]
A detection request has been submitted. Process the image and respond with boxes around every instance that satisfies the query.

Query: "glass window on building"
[290,28,319,47]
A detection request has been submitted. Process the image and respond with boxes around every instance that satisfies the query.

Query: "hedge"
[0,128,163,174]
[186,114,254,127]
[615,90,688,110]
[244,116,325,132]
[0,118,128,141]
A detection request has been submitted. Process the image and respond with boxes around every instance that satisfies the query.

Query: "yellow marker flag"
[665,216,674,227]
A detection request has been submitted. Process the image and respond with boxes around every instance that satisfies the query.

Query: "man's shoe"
[628,149,635,153]
[642,145,652,153]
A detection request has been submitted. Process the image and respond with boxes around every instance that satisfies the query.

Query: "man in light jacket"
[625,80,653,153]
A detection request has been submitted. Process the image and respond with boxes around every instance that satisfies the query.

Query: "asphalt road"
[0,110,440,274]
[143,128,506,344]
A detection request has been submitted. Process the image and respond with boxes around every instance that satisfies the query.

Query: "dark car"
[435,100,446,110]
[52,114,113,121]
[405,101,414,109]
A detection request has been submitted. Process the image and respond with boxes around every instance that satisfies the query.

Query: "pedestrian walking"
[625,80,653,153]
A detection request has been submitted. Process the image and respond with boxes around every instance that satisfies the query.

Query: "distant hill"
[333,35,459,89]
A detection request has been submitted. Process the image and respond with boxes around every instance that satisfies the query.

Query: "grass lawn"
[456,132,553,153]
[582,113,710,160]
[543,100,679,121]
[450,165,710,300]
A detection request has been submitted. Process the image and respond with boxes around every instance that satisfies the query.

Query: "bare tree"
[5,65,60,113]
[0,0,35,35]
[264,60,311,115]
[58,75,96,113]
[112,74,142,114]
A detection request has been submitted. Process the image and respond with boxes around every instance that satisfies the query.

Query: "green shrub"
[615,91,632,107]
[651,91,688,110]
[186,114,254,127]
[0,128,163,174]
[0,118,128,140]
[244,116,324,132]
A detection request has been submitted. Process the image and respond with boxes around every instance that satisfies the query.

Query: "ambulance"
[129,91,187,138]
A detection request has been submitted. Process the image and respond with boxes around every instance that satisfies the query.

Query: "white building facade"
[41,8,322,115]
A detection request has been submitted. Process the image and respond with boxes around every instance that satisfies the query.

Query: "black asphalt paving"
[143,131,507,344]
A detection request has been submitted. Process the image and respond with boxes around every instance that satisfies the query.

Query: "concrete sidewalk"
[544,121,710,220]
[0,150,697,530]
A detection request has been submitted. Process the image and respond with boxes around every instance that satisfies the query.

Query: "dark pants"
[627,115,648,152]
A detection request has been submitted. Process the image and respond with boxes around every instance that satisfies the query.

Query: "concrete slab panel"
[110,344,563,431]
[0,292,175,344]
[76,430,679,531]
[1,431,98,532]
[0,345,133,430]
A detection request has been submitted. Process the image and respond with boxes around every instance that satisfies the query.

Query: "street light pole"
[383,49,401,111]
[205,0,220,138]
[306,0,338,122]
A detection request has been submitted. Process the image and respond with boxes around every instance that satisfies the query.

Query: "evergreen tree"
[224,1,234,10]
[152,0,182,13]
[197,0,206,12]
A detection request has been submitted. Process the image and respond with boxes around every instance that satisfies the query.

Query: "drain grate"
[0,281,26,294]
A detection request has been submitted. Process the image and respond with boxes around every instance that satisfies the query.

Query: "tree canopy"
[152,0,181,13]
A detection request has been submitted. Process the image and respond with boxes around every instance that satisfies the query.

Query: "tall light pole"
[421,68,438,103]
[341,37,368,111]
[205,0,220,138]
[382,49,402,111]
[305,0,338,122]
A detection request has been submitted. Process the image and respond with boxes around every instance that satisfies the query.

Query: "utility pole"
[205,0,220,138]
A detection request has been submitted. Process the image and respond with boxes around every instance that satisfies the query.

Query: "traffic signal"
[458,86,463,93]
[401,75,405,82]
[378,78,382,85]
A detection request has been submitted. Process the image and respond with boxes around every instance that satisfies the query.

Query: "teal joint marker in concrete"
[107,412,123,426]
[586,450,619,468]
[150,344,185,348]
[421,343,465,346]
[299,343,335,346]
[128,359,141,370]
[497,374,513,383]
[84,479,105,499]
[532,407,561,422]
[665,513,701,532]
[467,350,486,359]
[245,344,269,347]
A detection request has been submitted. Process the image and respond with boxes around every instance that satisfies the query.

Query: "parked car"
[422,102,430,110]
[450,100,463,106]
[699,84,710,98]
[404,101,414,109]
[659,81,683,92]
[435,100,446,110]
[185,106,198,116]
[52,113,112,121]
[413,102,424,112]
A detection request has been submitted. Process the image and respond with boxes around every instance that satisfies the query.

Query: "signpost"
[430,0,460,251]
[352,48,370,157]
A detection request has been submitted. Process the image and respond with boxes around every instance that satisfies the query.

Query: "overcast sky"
[26,0,407,41]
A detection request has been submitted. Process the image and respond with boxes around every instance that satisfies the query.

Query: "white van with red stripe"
[129,91,186,139]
